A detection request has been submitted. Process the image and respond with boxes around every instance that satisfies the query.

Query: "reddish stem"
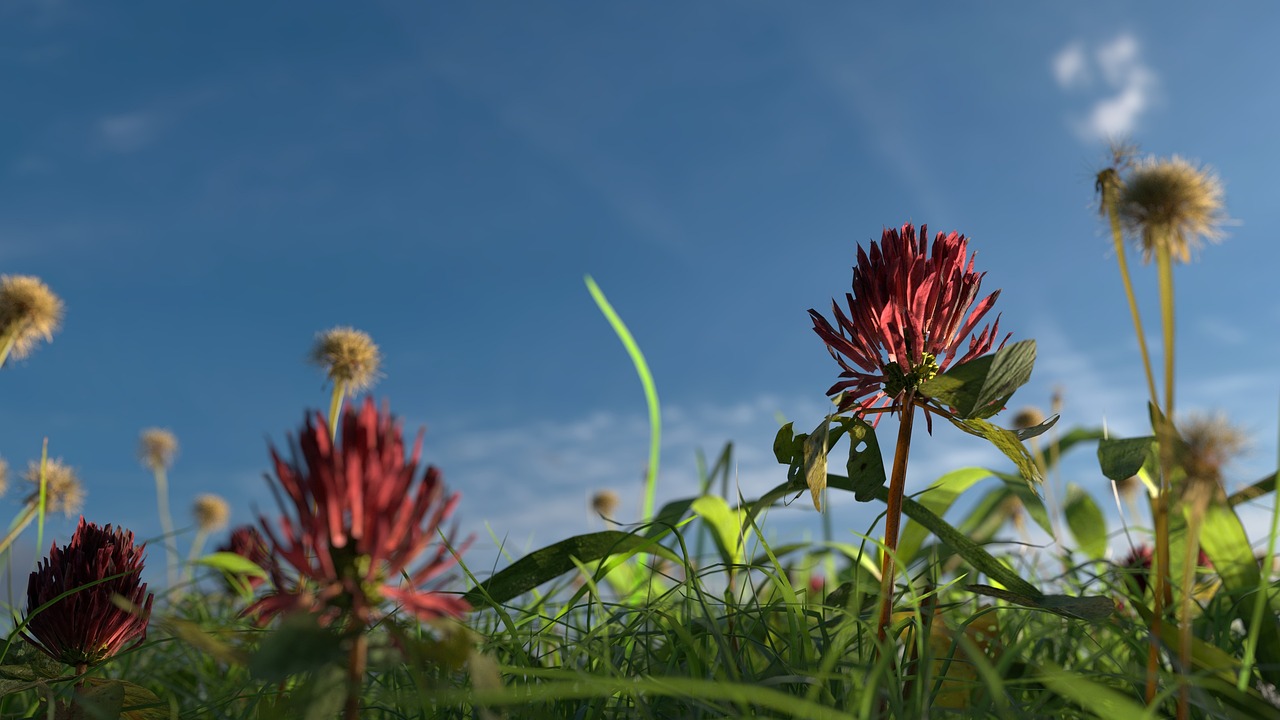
[876,395,917,644]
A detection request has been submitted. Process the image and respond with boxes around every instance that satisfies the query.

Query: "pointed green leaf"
[1063,484,1107,559]
[194,551,269,579]
[802,416,832,511]
[1097,436,1156,481]
[691,495,747,566]
[967,585,1115,621]
[1013,412,1059,441]
[897,467,994,567]
[1037,662,1147,718]
[1199,501,1280,687]
[249,613,345,682]
[642,496,698,540]
[919,339,1036,419]
[463,531,681,606]
[944,416,1041,486]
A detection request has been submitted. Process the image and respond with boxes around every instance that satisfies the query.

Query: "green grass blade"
[586,275,661,522]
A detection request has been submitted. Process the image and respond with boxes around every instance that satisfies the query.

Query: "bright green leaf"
[897,467,994,567]
[463,531,682,606]
[1097,436,1156,481]
[919,339,1037,419]
[944,416,1042,486]
[1064,484,1107,559]
[691,495,748,566]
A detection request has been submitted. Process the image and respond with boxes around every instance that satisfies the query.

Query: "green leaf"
[193,551,269,579]
[691,495,748,566]
[896,467,994,567]
[802,416,832,511]
[641,496,698,540]
[1013,412,1060,441]
[249,613,345,683]
[919,339,1037,419]
[64,679,125,720]
[844,418,886,501]
[967,585,1115,621]
[1036,662,1147,718]
[1097,436,1156,481]
[82,679,167,720]
[944,416,1042,486]
[1199,501,1280,687]
[1063,484,1107,559]
[463,531,682,606]
[773,422,796,465]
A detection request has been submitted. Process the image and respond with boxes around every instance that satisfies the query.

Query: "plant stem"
[876,394,916,643]
[1102,173,1160,408]
[345,632,368,720]
[153,467,178,590]
[0,504,37,556]
[328,381,348,443]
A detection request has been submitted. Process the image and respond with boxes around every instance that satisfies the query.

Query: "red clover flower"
[809,223,1008,424]
[20,518,154,670]
[248,397,470,628]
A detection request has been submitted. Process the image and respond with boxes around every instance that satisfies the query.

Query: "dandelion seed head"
[1012,407,1046,430]
[309,326,381,392]
[193,494,231,532]
[1119,156,1226,264]
[23,459,85,516]
[138,428,179,472]
[0,275,64,361]
[591,490,620,518]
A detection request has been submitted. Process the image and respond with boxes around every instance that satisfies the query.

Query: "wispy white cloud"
[1052,42,1088,89]
[97,111,160,154]
[1052,34,1157,143]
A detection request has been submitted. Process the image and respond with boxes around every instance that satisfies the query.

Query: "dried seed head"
[0,275,64,362]
[309,326,381,393]
[1119,156,1226,264]
[192,494,230,532]
[1011,407,1046,431]
[1115,475,1141,502]
[1180,411,1247,487]
[591,490,620,518]
[138,428,179,472]
[23,459,85,516]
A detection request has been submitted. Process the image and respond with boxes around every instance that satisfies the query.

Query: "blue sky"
[2,3,1279,587]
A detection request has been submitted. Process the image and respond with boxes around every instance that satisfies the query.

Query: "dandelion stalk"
[310,327,381,443]
[139,429,180,590]
[185,494,229,586]
[1114,152,1225,711]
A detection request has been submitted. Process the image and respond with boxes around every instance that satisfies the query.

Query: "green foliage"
[1063,483,1108,559]
[920,339,1037,420]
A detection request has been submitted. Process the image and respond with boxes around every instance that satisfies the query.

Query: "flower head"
[591,490,620,519]
[193,494,231,533]
[309,327,381,393]
[0,275,64,362]
[249,397,470,627]
[217,525,274,592]
[1179,411,1248,493]
[1118,156,1226,264]
[23,459,85,516]
[138,428,179,472]
[20,518,154,668]
[810,223,1009,422]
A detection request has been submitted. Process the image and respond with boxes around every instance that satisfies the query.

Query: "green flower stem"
[1102,172,1160,408]
[153,467,179,590]
[184,529,210,586]
[875,394,916,643]
[328,381,349,443]
[0,327,17,370]
[0,504,38,557]
[35,441,48,563]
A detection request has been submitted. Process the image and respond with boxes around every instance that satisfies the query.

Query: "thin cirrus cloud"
[96,111,161,154]
[1052,33,1157,143]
